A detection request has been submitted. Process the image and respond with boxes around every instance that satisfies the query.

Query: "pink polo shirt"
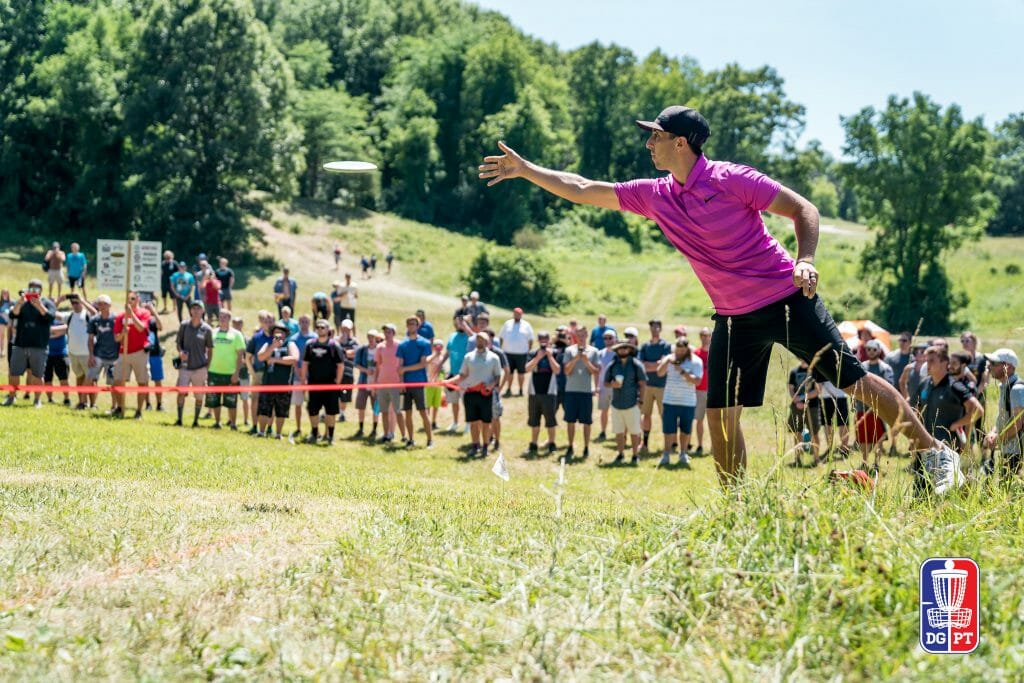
[615,156,798,316]
[373,340,401,384]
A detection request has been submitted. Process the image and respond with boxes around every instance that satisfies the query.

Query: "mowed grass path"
[3,206,1024,678]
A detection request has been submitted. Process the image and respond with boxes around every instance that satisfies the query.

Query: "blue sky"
[473,0,1024,157]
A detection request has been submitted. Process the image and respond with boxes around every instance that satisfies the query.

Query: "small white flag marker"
[492,453,510,481]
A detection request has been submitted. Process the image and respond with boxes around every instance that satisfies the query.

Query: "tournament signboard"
[97,239,162,293]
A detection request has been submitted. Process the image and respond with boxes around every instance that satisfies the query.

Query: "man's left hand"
[793,260,819,298]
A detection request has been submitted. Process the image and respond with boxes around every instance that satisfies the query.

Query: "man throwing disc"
[479,105,962,494]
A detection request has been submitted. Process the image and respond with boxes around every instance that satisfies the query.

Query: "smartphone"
[139,292,154,304]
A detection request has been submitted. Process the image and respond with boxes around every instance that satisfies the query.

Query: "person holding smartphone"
[3,279,55,407]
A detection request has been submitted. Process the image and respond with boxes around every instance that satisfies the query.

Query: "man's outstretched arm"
[479,141,620,211]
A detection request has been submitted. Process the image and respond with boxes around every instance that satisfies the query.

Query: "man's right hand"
[88,356,96,368]
[479,141,526,187]
[984,431,997,450]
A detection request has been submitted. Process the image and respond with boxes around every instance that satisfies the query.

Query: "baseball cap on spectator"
[985,348,1019,367]
[635,105,711,151]
[367,328,381,339]
[96,294,112,305]
[648,319,662,326]
[272,321,289,334]
[232,315,243,323]
[178,261,187,268]
[513,307,523,314]
[674,325,687,338]
[28,278,43,289]
[341,319,354,330]
[470,291,480,299]
[432,339,443,349]
[865,339,884,352]
[382,323,397,333]
[189,301,204,311]
[623,326,639,338]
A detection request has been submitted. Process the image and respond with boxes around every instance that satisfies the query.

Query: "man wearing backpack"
[983,349,1024,477]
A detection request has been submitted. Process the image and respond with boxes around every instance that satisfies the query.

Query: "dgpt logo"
[919,558,980,653]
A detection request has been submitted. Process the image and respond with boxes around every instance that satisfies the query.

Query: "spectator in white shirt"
[498,306,534,397]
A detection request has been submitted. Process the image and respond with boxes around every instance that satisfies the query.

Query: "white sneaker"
[446,423,458,433]
[921,444,964,496]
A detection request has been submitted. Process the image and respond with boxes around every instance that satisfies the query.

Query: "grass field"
[3,203,1024,679]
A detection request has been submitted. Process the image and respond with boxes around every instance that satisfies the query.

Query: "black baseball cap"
[636,106,711,150]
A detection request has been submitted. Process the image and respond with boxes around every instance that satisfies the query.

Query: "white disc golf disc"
[323,160,378,173]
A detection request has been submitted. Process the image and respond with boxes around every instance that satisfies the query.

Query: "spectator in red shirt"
[113,291,152,418]
[691,327,711,457]
[202,270,221,322]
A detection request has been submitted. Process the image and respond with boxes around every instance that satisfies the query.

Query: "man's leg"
[5,373,21,403]
[470,420,481,447]
[419,409,433,443]
[566,422,576,449]
[708,406,747,486]
[213,406,222,426]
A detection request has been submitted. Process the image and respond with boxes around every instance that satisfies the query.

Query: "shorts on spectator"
[695,390,708,421]
[640,386,664,419]
[68,274,85,289]
[425,385,443,409]
[598,391,613,411]
[662,403,695,435]
[787,400,822,434]
[239,376,250,400]
[149,355,165,382]
[69,354,89,379]
[611,405,642,435]
[307,390,340,416]
[444,374,462,405]
[528,394,558,428]
[492,390,503,418]
[205,305,220,322]
[339,307,356,324]
[44,355,69,382]
[220,288,232,301]
[205,372,238,409]
[114,350,149,384]
[821,396,850,428]
[258,391,290,418]
[291,378,305,407]
[377,387,400,414]
[855,410,886,444]
[47,268,63,285]
[86,356,118,382]
[340,386,352,403]
[463,390,493,423]
[355,387,373,410]
[505,353,528,375]
[10,346,47,378]
[177,366,209,388]
[562,391,593,424]
[403,387,426,411]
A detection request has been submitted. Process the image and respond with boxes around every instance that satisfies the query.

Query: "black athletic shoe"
[612,453,625,465]
[596,432,606,442]
[248,425,258,435]
[480,446,488,459]
[468,444,480,458]
[174,419,183,427]
[582,447,590,459]
[305,433,318,444]
[630,455,640,466]
[547,442,557,455]
[565,446,575,459]
[528,442,538,453]
[212,422,221,430]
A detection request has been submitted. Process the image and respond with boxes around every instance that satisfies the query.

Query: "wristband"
[796,257,815,265]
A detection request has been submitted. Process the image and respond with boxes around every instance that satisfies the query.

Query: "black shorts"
[258,391,290,418]
[707,292,866,409]
[505,353,528,375]
[44,356,69,382]
[787,400,823,434]
[205,372,238,409]
[339,307,356,323]
[313,302,329,321]
[463,391,493,423]
[307,390,340,416]
[403,387,426,411]
[820,396,850,427]
[528,394,558,428]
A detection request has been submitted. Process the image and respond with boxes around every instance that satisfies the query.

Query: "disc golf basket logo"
[926,560,971,628]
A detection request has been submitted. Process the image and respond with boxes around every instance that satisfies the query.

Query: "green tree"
[464,248,568,313]
[567,42,636,180]
[842,93,995,333]
[699,64,804,169]
[988,113,1024,235]
[125,0,302,259]
[376,84,440,220]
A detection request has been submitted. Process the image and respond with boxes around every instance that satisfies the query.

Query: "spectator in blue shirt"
[443,317,470,432]
[415,309,435,342]
[398,317,434,448]
[169,262,195,323]
[65,242,88,299]
[590,314,615,350]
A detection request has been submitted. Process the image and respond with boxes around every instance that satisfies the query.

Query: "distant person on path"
[160,250,177,313]
[360,256,370,279]
[692,327,711,457]
[65,242,88,299]
[386,250,394,274]
[273,267,297,317]
[215,258,235,312]
[369,254,377,276]
[983,348,1024,476]
[333,243,342,271]
[175,302,213,427]
[480,104,963,494]
[169,262,195,323]
[498,307,534,397]
[3,279,55,408]
[44,242,66,299]
[604,339,647,465]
